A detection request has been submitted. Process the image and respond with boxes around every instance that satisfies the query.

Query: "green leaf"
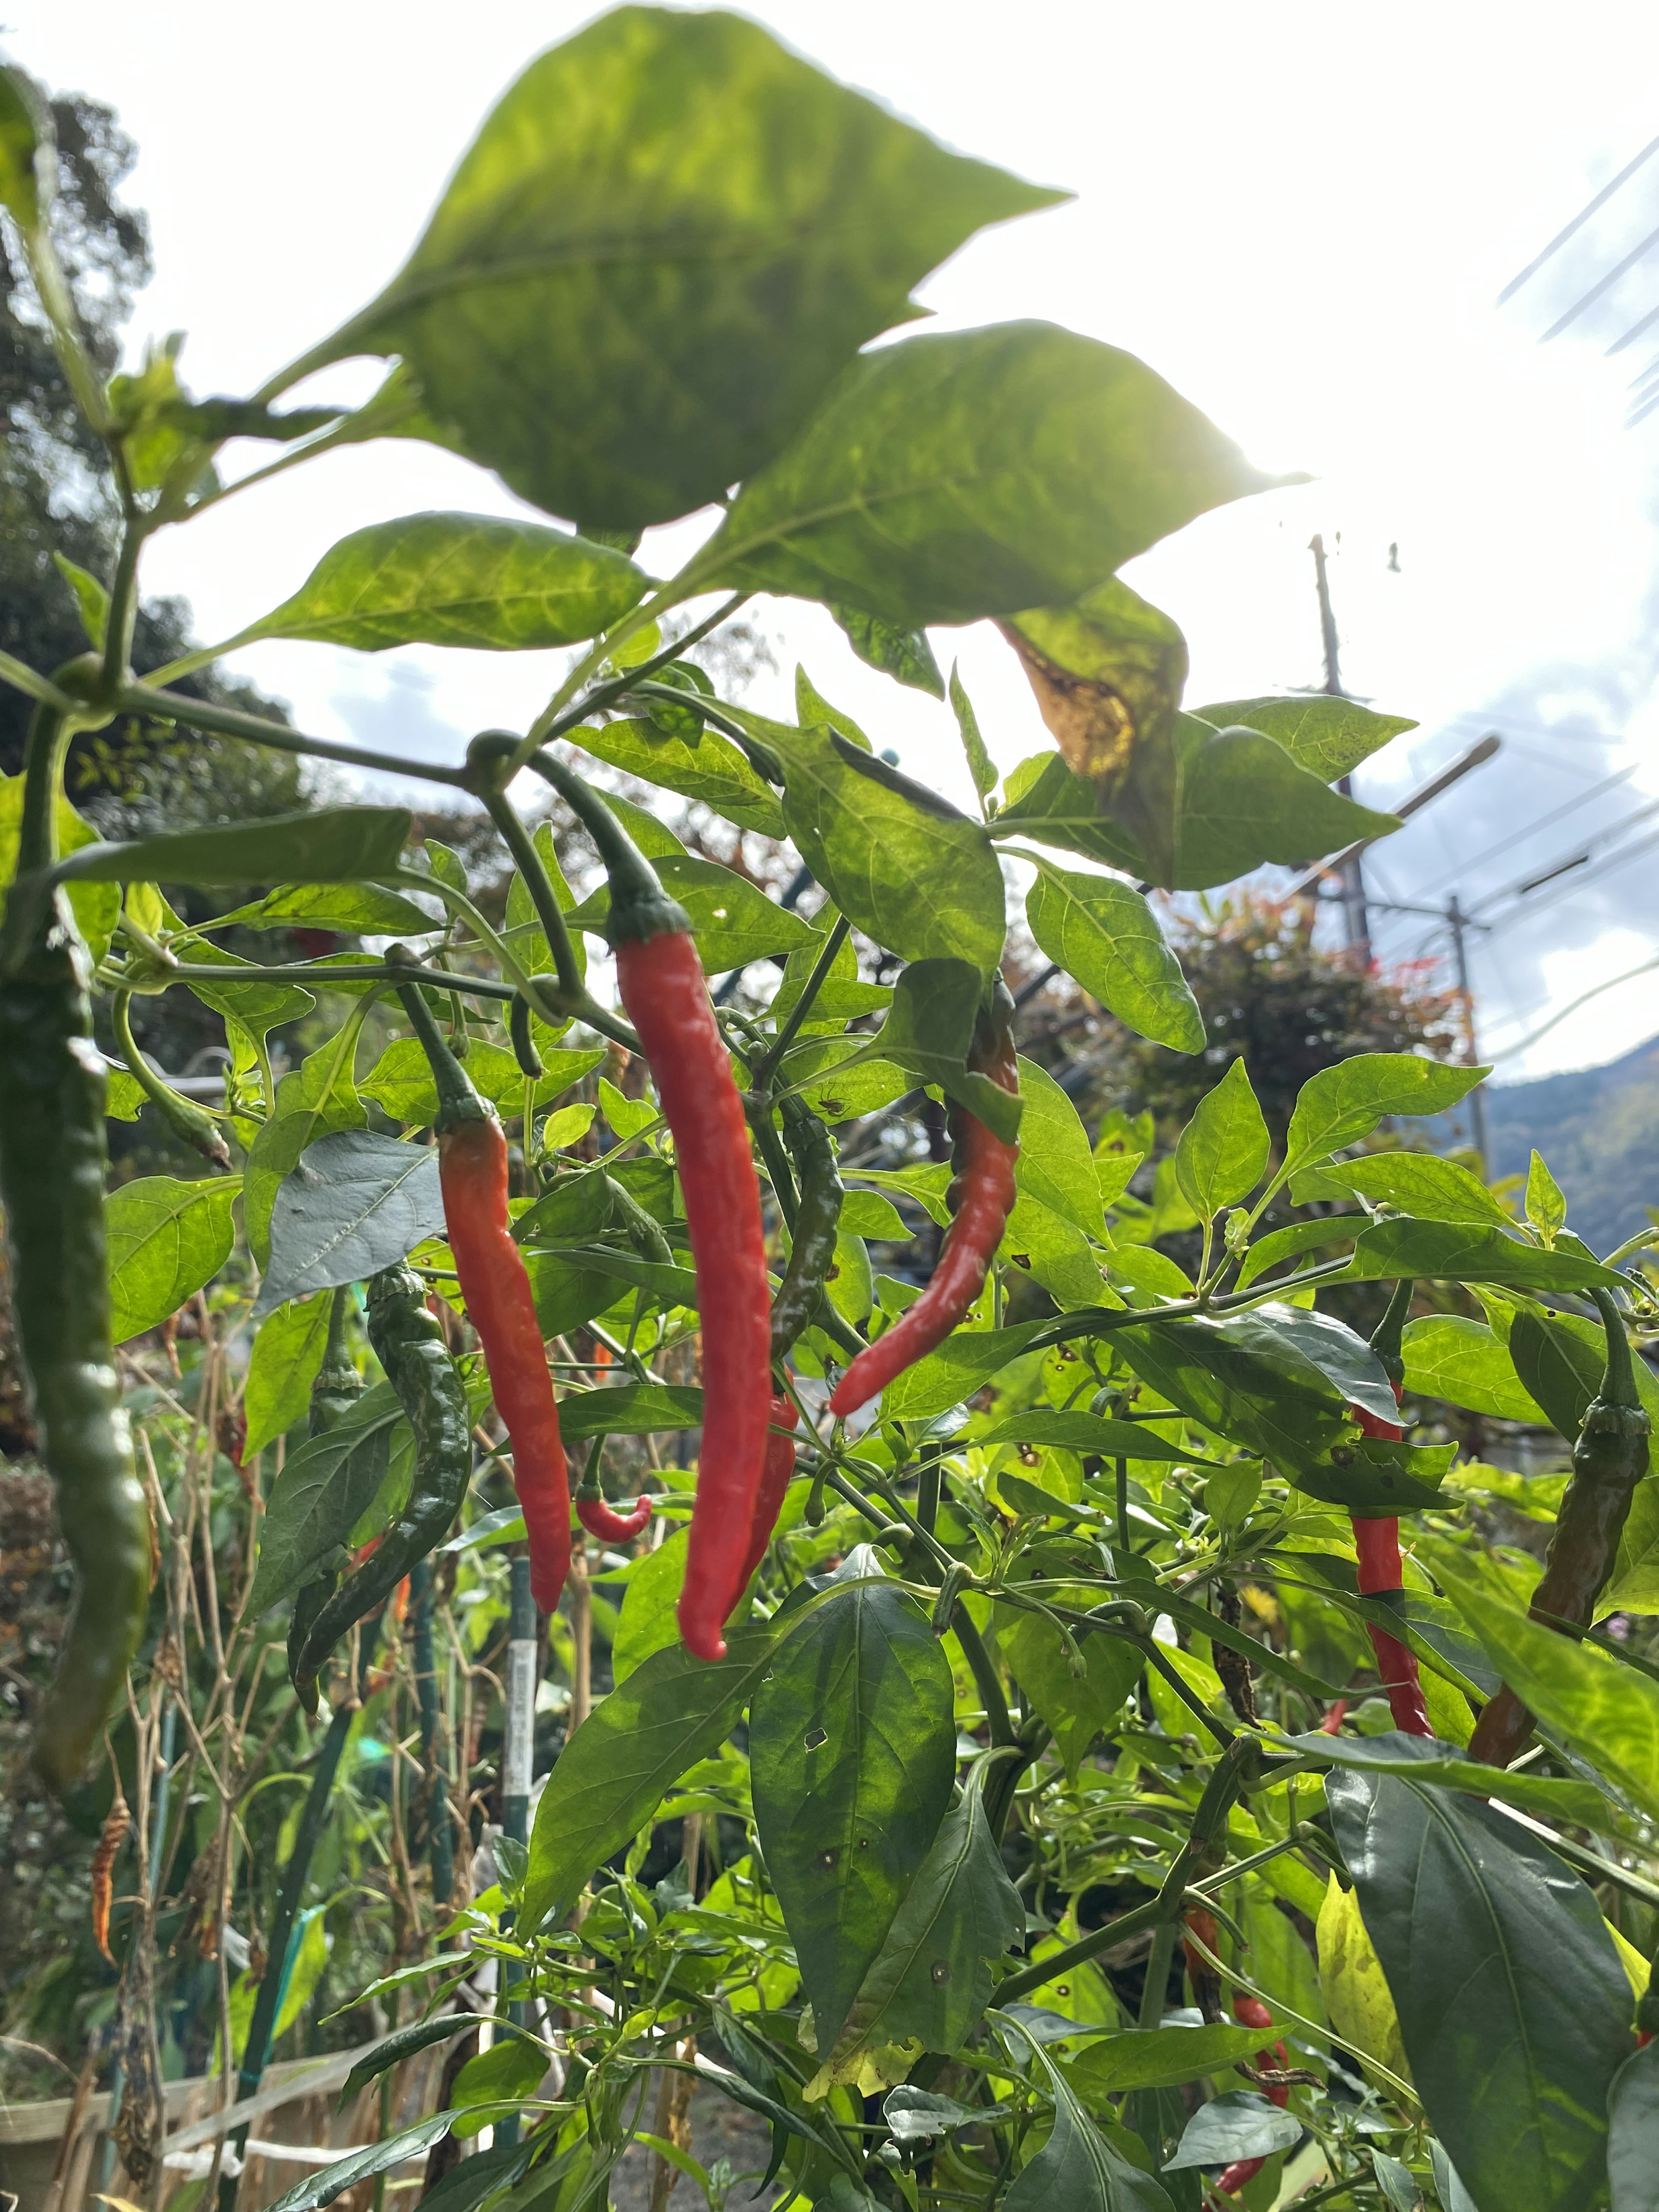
[1425,1542,1659,1823]
[1002,577,1189,805]
[1164,2093,1300,2174]
[834,607,945,699]
[1507,1306,1600,1439]
[881,1321,1050,1422]
[613,1529,690,1684]
[1173,1061,1268,1221]
[1327,1766,1633,2212]
[521,1624,780,1930]
[0,64,51,229]
[254,1131,445,1316]
[1065,2024,1277,2098]
[730,707,1006,972]
[53,551,109,650]
[751,1560,955,2053]
[993,751,1145,874]
[949,664,997,798]
[245,1036,370,1267]
[1011,1059,1106,1243]
[241,513,647,652]
[53,807,412,890]
[1188,696,1414,782]
[1233,1214,1364,1291]
[360,1038,604,1125]
[1345,1218,1632,1293]
[1525,1150,1568,1245]
[176,938,314,1047]
[247,1384,401,1615]
[697,323,1287,626]
[1006,2035,1175,2212]
[860,960,1022,1142]
[204,882,436,936]
[261,2113,457,2212]
[337,7,1058,530]
[555,1385,705,1442]
[1400,1317,1545,1423]
[572,718,785,838]
[107,1174,241,1344]
[0,769,119,963]
[1161,722,1397,893]
[1282,1727,1615,1828]
[1608,2040,1659,2212]
[824,1774,1024,2079]
[1284,1054,1489,1180]
[975,1410,1216,1465]
[452,2034,549,2109]
[1002,1605,1141,1775]
[1024,861,1201,1053]
[1290,1147,1515,1227]
[565,853,818,971]
[243,1292,333,1458]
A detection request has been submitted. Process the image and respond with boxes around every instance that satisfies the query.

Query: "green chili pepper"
[292,1263,471,1707]
[931,1561,972,1637]
[0,698,152,1793]
[509,990,543,1082]
[111,988,231,1169]
[287,1287,364,1714]
[770,1096,844,1361]
[1471,1286,1651,1767]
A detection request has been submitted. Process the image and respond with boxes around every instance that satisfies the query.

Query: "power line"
[1487,953,1659,1061]
[1539,218,1659,342]
[1411,763,1636,885]
[1471,794,1659,920]
[1497,130,1659,304]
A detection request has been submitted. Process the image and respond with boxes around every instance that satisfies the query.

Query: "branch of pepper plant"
[116,680,474,787]
[754,913,852,1088]
[543,592,752,741]
[471,777,587,1002]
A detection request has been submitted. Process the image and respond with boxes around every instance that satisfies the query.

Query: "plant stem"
[475,785,585,998]
[545,592,750,740]
[0,652,80,711]
[116,681,473,788]
[1138,1923,1179,2028]
[756,913,849,1087]
[101,518,146,697]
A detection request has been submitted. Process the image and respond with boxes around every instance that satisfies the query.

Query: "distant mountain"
[1484,1034,1659,1255]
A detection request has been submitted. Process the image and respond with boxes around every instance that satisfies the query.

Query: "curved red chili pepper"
[577,1492,654,1544]
[1213,1993,1290,2196]
[829,1003,1019,1419]
[735,1395,800,1594]
[1349,1393,1432,1736]
[617,931,771,1659]
[440,1116,572,1613]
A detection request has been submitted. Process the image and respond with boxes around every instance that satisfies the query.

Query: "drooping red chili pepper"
[829,984,1020,1419]
[1214,1991,1291,2195]
[575,1436,653,1545]
[1182,1904,1224,2023]
[395,966,572,1613]
[499,746,772,1661]
[1348,1281,1432,1737]
[736,1394,800,1594]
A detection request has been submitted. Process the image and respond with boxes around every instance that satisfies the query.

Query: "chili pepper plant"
[2,16,1658,2212]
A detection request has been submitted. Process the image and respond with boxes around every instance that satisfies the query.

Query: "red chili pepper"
[735,1395,799,1594]
[617,930,771,1655]
[1213,1992,1291,2196]
[1347,1283,1432,1737]
[829,987,1020,1418]
[575,1476,654,1545]
[395,968,572,1613]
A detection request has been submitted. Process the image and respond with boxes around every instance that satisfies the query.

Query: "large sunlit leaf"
[1346,1218,1632,1294]
[1401,1317,1545,1423]
[565,852,818,971]
[1283,1054,1489,1181]
[107,1174,241,1343]
[750,1556,955,2053]
[239,512,648,652]
[571,717,785,838]
[695,322,1289,626]
[1023,859,1202,1052]
[1327,1767,1632,2212]
[332,7,1058,529]
[1189,695,1414,782]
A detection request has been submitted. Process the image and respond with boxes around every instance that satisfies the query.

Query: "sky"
[8,0,1659,1083]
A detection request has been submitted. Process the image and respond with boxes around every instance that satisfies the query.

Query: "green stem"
[147,959,518,1005]
[116,681,472,789]
[495,739,686,944]
[101,518,146,698]
[0,652,80,712]
[517,582,695,764]
[391,958,489,1130]
[544,592,750,740]
[18,701,71,874]
[757,915,849,1088]
[1592,1287,1640,1409]
[474,783,585,999]
[949,1602,1015,1750]
[1138,1923,1179,2028]
[19,218,112,434]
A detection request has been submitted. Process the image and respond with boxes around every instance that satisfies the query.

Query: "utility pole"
[1309,532,1372,961]
[1446,894,1491,1167]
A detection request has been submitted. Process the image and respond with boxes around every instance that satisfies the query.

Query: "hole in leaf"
[804,1726,828,1750]
[930,1960,950,1983]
